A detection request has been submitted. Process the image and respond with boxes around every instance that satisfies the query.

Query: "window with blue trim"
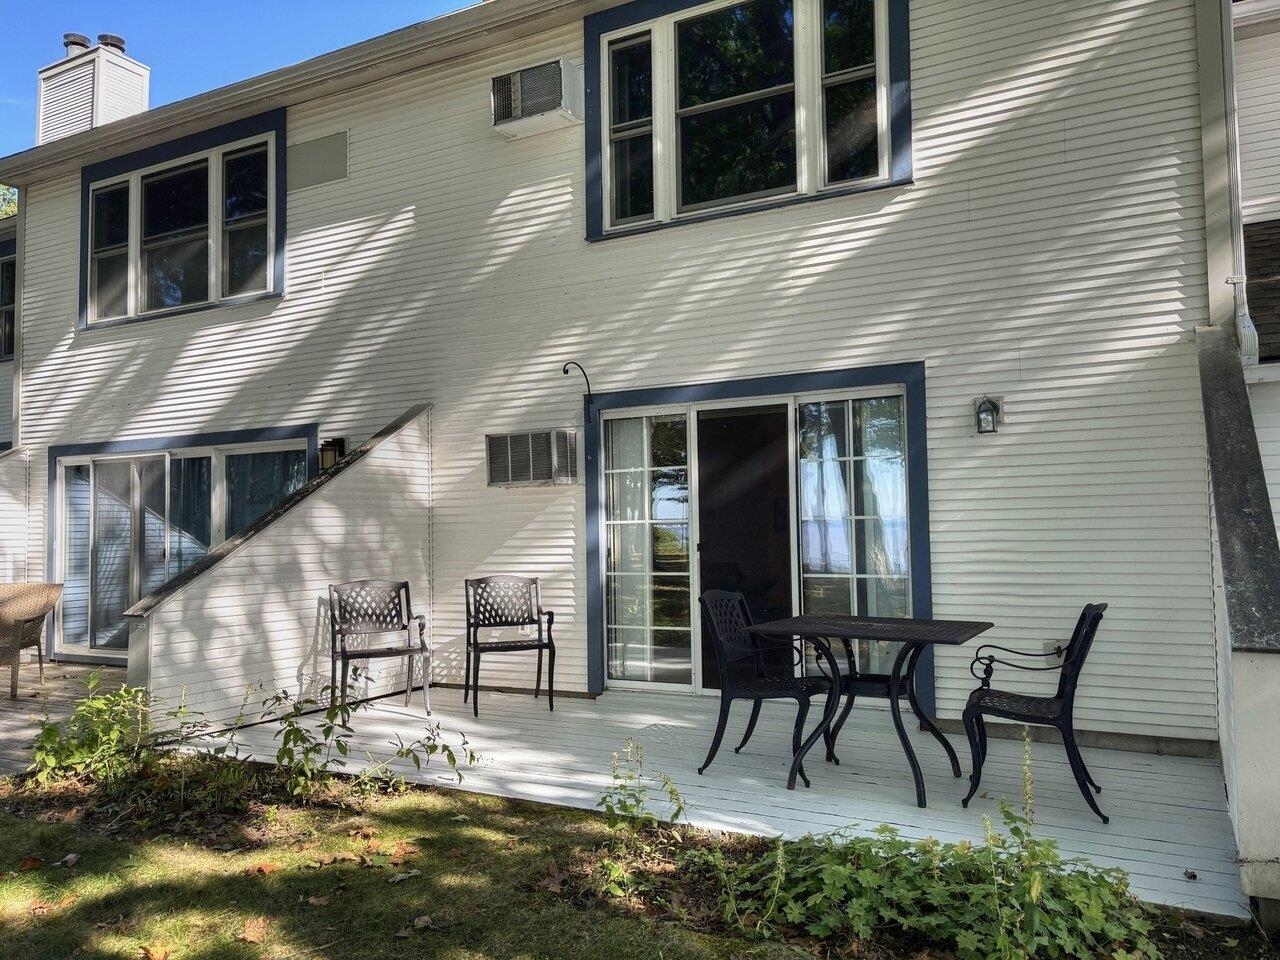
[589,0,910,236]
[82,113,284,325]
[0,255,14,360]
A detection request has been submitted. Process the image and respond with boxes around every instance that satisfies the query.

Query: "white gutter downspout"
[1222,0,1260,365]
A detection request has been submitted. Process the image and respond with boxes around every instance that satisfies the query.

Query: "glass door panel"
[798,394,909,674]
[90,459,135,650]
[61,465,93,649]
[605,414,693,685]
[169,456,212,577]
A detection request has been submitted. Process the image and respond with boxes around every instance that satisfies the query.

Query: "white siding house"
[0,0,1276,919]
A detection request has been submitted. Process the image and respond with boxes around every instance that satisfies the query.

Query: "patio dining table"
[743,614,994,805]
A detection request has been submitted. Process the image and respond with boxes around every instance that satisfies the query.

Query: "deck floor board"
[223,687,1247,920]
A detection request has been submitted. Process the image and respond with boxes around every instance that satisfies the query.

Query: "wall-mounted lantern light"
[318,437,348,472]
[975,396,1002,435]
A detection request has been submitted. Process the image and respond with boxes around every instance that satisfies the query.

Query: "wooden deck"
[0,662,125,774]
[226,686,1247,921]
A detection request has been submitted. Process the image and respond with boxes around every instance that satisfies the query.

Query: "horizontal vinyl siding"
[19,0,1216,738]
[1237,27,1280,223]
[37,62,95,144]
[145,408,432,722]
[0,448,27,582]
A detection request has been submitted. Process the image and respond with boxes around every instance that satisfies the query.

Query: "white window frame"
[87,131,277,324]
[599,0,890,232]
[54,436,307,659]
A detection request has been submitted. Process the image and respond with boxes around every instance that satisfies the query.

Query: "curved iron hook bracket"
[561,361,595,423]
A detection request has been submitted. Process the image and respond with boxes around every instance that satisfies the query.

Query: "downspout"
[1222,0,1259,365]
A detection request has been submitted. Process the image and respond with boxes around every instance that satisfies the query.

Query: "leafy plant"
[24,668,476,834]
[594,739,688,898]
[591,733,1160,960]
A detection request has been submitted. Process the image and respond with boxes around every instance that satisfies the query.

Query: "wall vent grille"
[487,429,578,486]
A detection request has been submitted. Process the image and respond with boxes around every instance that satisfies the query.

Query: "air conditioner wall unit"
[491,58,583,140]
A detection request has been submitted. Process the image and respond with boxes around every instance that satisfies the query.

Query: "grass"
[0,787,803,960]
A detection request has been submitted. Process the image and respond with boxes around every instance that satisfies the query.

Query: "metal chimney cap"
[62,33,91,56]
[97,34,126,53]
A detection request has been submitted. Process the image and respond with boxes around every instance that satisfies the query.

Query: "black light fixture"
[318,437,348,472]
[975,396,1002,435]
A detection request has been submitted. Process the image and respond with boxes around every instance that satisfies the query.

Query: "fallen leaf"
[445,848,463,860]
[413,914,437,930]
[1224,938,1240,948]
[95,914,124,929]
[57,853,79,868]
[449,814,470,822]
[244,862,278,876]
[389,870,421,884]
[18,856,43,871]
[306,895,330,907]
[388,841,421,865]
[139,947,171,960]
[29,899,53,916]
[348,827,378,840]
[237,917,269,945]
[394,928,413,939]
[1182,869,1198,881]
[365,839,384,854]
[540,863,568,894]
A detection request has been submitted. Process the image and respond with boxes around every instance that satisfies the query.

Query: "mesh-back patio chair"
[464,576,555,718]
[699,590,833,787]
[328,580,431,713]
[961,602,1109,822]
[0,583,63,699]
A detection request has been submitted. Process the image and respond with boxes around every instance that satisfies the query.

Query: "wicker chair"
[328,580,431,712]
[0,583,63,699]
[464,576,555,718]
[961,603,1109,822]
[698,590,833,787]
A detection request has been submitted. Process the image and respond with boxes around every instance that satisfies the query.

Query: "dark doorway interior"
[696,405,792,688]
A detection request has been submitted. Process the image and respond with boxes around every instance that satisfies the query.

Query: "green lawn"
[0,789,802,960]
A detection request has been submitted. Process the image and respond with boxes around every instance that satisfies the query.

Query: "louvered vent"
[489,58,583,139]
[487,429,579,486]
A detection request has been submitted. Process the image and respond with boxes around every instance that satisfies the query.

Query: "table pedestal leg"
[888,643,928,808]
[906,646,961,777]
[788,638,840,791]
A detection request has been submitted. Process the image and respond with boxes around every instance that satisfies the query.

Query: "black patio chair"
[328,580,431,712]
[961,602,1109,823]
[464,576,555,717]
[698,590,833,787]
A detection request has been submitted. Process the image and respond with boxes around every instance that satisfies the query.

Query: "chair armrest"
[412,614,427,636]
[970,643,1065,685]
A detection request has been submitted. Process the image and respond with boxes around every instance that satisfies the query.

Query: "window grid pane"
[798,395,908,674]
[605,415,692,684]
[609,35,655,224]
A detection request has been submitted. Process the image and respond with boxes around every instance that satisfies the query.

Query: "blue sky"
[1,1,471,158]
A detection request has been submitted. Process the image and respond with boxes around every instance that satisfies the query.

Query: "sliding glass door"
[58,441,306,658]
[602,388,911,692]
[604,414,694,686]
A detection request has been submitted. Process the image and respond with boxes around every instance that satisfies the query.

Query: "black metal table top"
[743,614,994,646]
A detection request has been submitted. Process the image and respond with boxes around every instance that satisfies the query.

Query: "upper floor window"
[0,256,14,360]
[87,136,275,323]
[594,0,903,235]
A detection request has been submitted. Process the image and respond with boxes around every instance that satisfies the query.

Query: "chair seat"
[737,673,831,699]
[340,643,418,660]
[473,637,553,653]
[966,686,1062,722]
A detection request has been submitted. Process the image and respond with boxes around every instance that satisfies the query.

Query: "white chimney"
[36,33,150,145]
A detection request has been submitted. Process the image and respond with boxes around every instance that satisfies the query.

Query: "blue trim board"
[0,239,14,259]
[583,0,912,241]
[44,421,319,660]
[583,362,935,714]
[77,108,288,330]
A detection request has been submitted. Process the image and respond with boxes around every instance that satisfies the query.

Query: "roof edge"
[0,0,603,186]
